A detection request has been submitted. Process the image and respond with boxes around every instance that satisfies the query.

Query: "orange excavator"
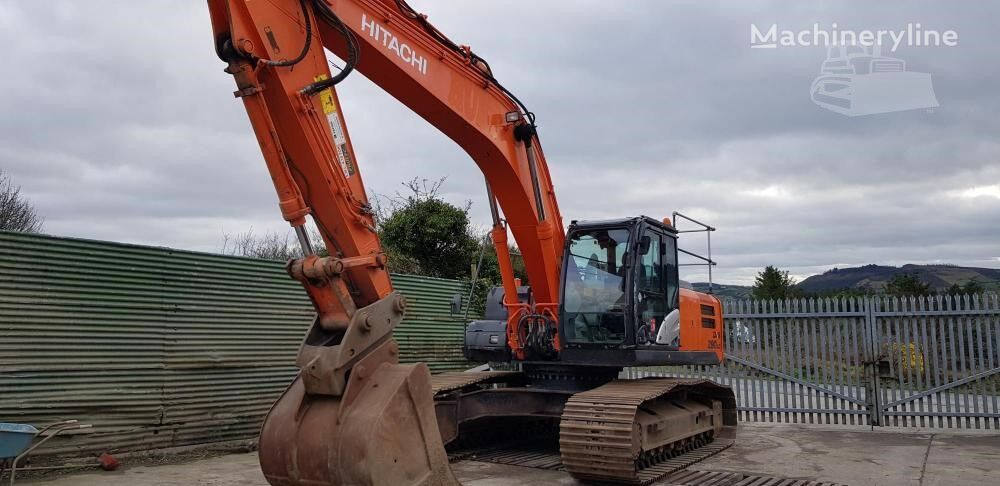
[207,1,736,484]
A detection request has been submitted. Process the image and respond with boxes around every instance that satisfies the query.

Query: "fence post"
[862,296,883,426]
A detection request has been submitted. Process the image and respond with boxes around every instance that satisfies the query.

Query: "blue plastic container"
[0,423,38,459]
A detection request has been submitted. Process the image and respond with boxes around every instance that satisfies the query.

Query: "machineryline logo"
[750,23,959,51]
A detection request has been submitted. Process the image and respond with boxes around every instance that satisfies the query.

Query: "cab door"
[632,226,679,345]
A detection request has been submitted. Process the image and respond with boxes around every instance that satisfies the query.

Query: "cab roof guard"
[672,211,717,293]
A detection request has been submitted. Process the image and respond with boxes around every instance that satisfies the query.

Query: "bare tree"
[367,177,448,231]
[221,229,300,260]
[0,170,43,233]
[366,190,390,229]
[221,226,327,260]
[387,177,447,208]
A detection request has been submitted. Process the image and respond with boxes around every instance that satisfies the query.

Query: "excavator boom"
[209,0,565,360]
[207,0,565,483]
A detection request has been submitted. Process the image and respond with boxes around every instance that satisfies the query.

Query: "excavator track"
[430,370,524,395]
[560,378,736,485]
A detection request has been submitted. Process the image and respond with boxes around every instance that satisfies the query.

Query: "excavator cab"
[558,216,724,367]
[466,216,725,368]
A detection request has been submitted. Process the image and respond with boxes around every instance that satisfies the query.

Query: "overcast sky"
[2,1,998,285]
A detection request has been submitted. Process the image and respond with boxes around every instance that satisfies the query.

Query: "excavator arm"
[207,0,567,484]
[209,0,565,358]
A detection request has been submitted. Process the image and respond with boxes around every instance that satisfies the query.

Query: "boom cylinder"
[295,225,316,256]
[486,180,501,227]
[524,142,546,222]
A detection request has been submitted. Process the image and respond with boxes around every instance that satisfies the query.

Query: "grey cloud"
[1,0,998,286]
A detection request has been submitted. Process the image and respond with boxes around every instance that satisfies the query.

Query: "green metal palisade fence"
[0,231,474,457]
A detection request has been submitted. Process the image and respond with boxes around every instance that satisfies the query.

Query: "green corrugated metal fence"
[0,231,473,457]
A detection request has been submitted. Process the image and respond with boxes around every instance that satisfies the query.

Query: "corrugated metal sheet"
[0,231,473,457]
[392,275,473,371]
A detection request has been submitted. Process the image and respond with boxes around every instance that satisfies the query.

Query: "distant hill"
[690,282,752,299]
[686,264,999,300]
[796,264,1000,294]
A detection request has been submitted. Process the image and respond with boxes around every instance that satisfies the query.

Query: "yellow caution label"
[313,74,336,114]
[312,74,354,178]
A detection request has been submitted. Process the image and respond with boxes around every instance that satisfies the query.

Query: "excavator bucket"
[259,363,458,486]
[258,289,459,486]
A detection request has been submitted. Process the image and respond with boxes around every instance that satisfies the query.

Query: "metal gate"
[626,293,1000,429]
[872,294,1000,428]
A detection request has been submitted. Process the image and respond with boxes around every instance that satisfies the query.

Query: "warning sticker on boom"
[314,75,356,178]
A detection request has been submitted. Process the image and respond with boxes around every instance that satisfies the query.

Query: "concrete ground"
[15,424,1000,486]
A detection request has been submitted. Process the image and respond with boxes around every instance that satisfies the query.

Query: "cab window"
[635,233,665,342]
[562,228,630,344]
[635,231,679,344]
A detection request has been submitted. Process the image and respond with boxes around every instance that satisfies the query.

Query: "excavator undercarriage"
[430,369,736,485]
